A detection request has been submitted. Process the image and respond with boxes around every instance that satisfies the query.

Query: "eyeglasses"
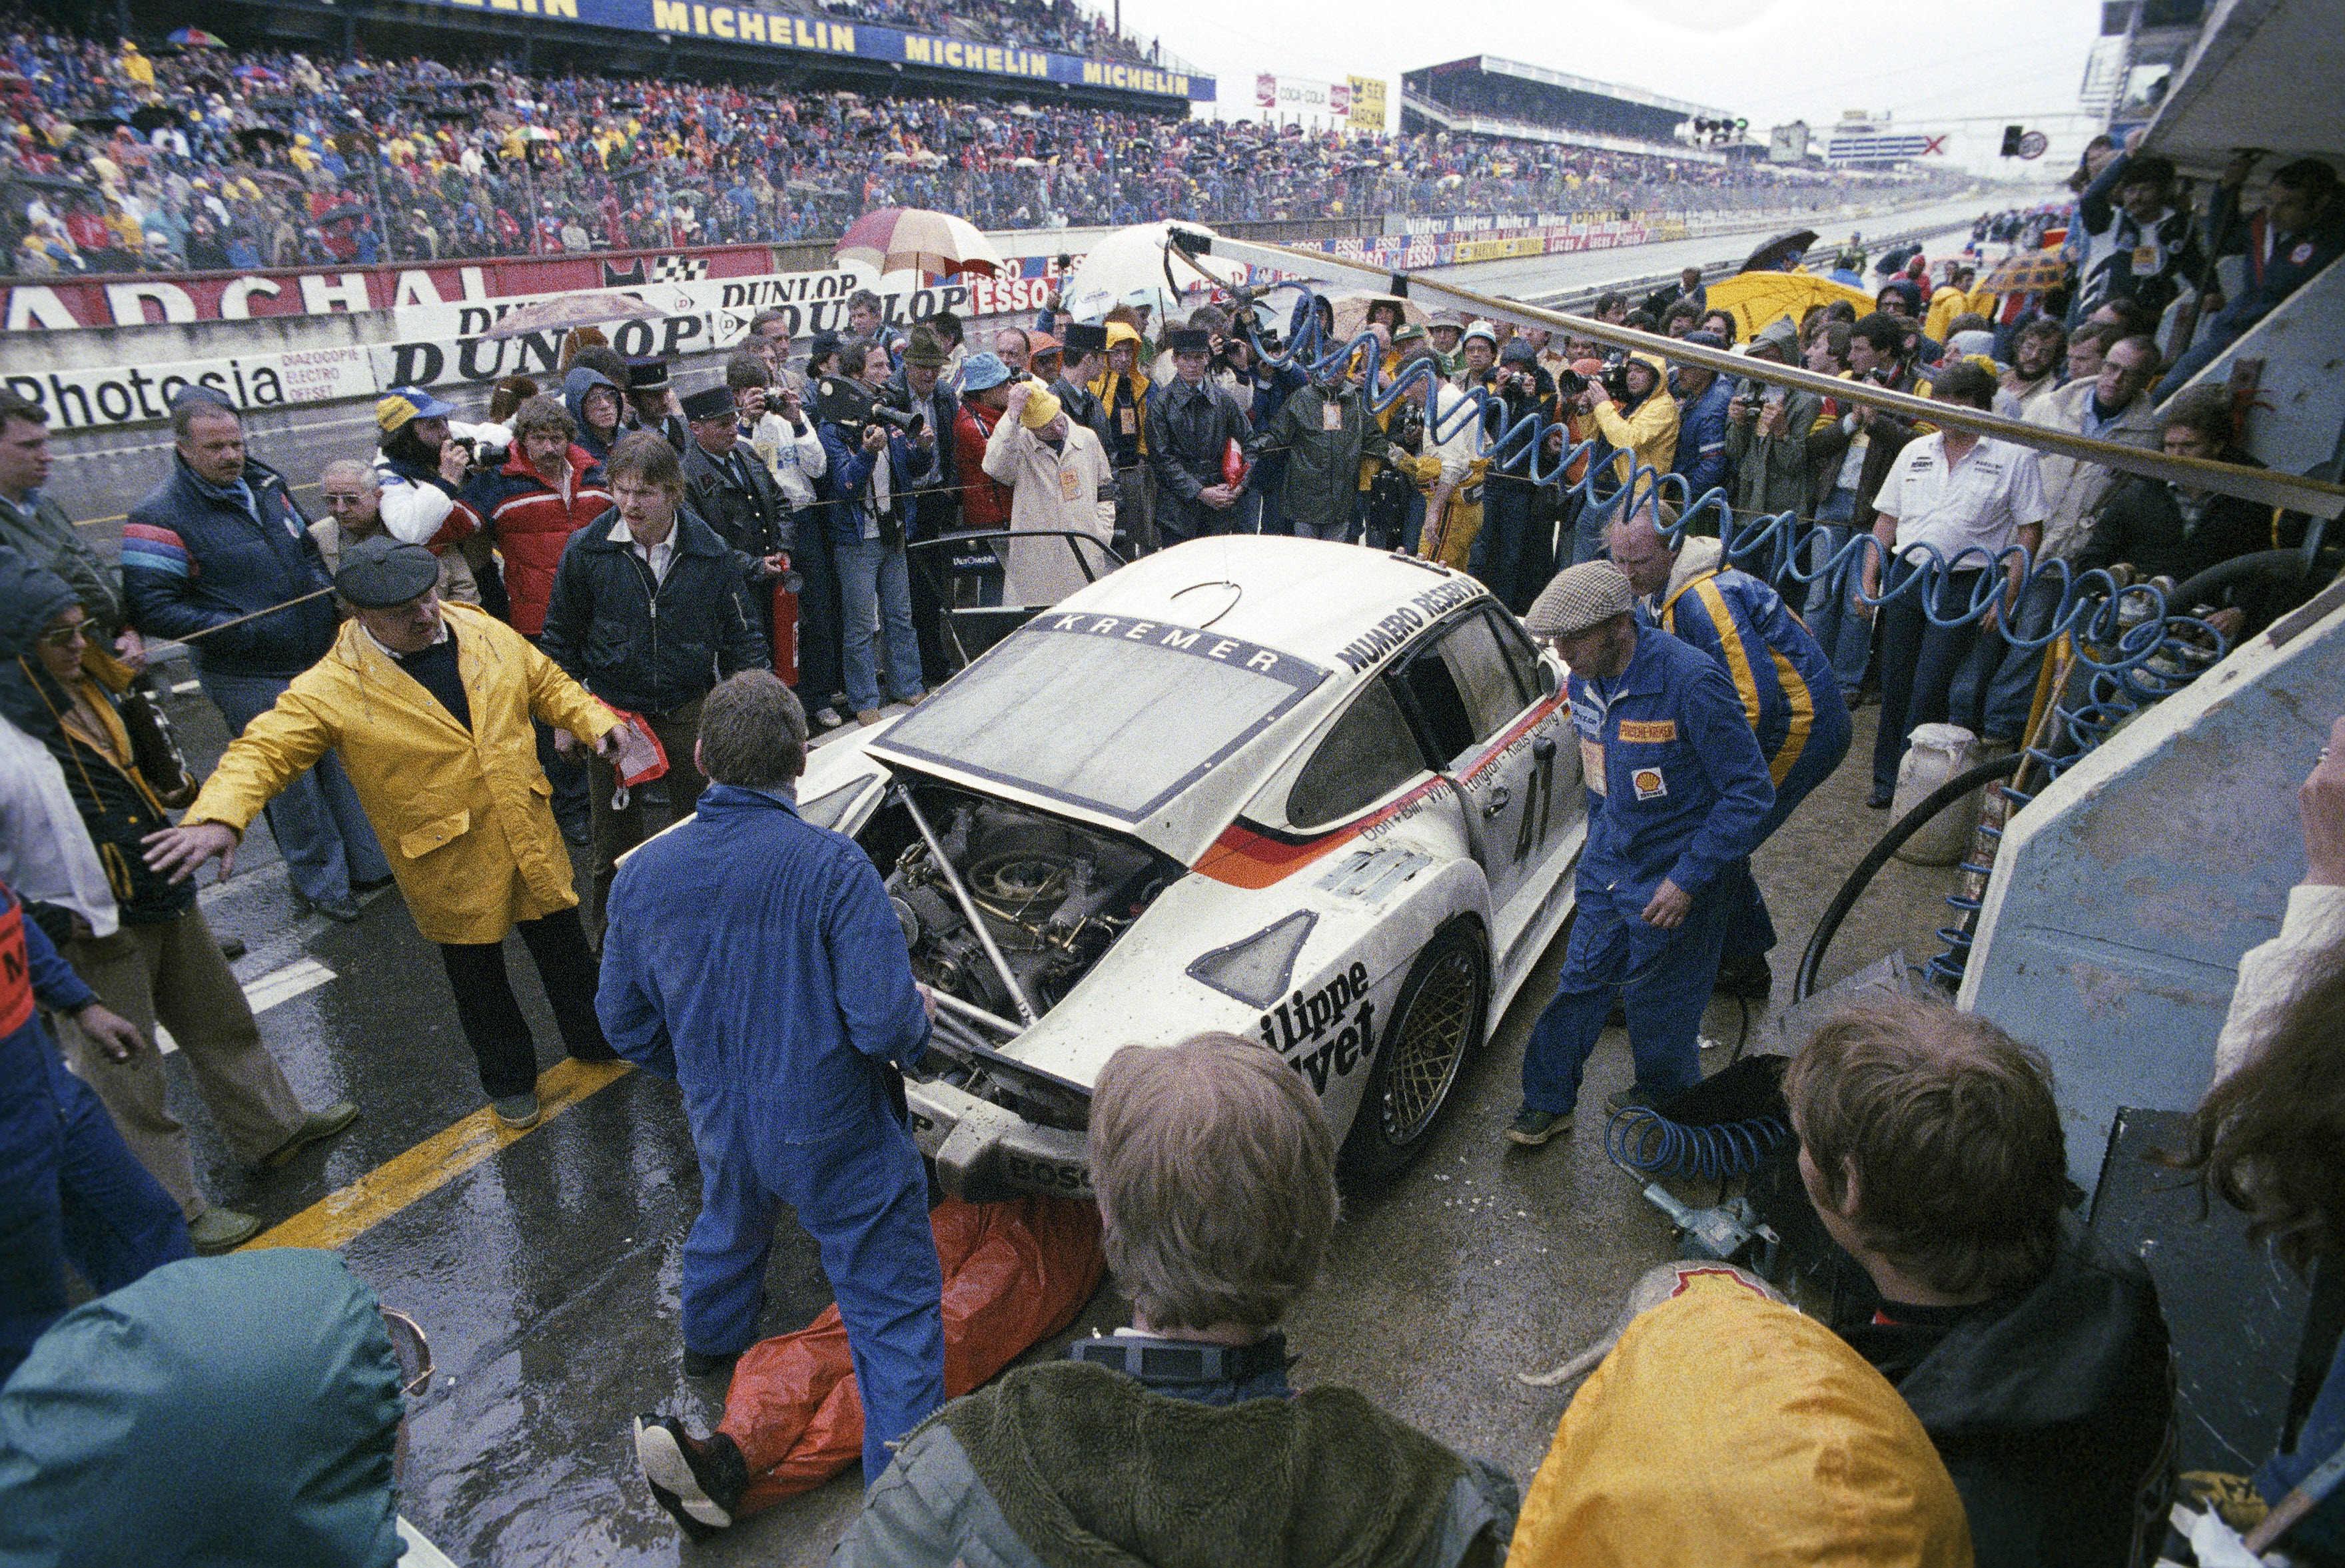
[37,621,88,648]
[381,1308,434,1397]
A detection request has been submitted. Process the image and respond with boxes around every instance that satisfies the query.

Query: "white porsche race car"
[800,536,1587,1196]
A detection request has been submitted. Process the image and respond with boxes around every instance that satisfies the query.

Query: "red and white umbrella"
[835,206,1004,280]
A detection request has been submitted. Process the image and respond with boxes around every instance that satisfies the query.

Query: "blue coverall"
[1647,564,1854,963]
[1520,625,1774,1115]
[598,784,945,1484]
[0,879,190,1379]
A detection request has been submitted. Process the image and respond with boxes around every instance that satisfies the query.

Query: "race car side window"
[1486,608,1554,699]
[1287,676,1427,831]
[1397,613,1523,767]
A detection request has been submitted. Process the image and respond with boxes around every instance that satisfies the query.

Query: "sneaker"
[1713,955,1774,1000]
[1605,1084,1664,1115]
[811,706,847,731]
[1865,783,1894,809]
[187,1206,264,1254]
[1505,1106,1572,1146]
[260,1100,360,1167]
[855,709,885,727]
[491,1092,542,1130]
[633,1415,747,1540]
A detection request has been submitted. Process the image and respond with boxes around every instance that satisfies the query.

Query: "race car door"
[1392,605,1560,946]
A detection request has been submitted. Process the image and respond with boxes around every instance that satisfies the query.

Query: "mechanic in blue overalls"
[1506,562,1775,1148]
[599,671,944,1490]
[1607,501,1853,1001]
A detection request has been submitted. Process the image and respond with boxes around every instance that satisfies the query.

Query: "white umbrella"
[1061,221,1247,326]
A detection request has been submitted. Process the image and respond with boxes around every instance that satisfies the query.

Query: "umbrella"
[231,64,282,83]
[234,127,288,151]
[1059,220,1246,326]
[1011,156,1041,169]
[1703,271,1873,342]
[167,27,227,47]
[129,105,181,132]
[1982,250,2069,294]
[73,115,129,136]
[1739,228,1819,274]
[1324,288,1428,342]
[834,206,1003,280]
[882,150,909,164]
[477,290,670,340]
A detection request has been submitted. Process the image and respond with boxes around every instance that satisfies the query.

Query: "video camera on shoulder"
[816,376,924,442]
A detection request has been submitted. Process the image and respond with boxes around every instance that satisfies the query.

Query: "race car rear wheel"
[1339,919,1488,1188]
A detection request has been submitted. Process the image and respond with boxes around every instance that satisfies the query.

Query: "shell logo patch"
[1632,767,1667,801]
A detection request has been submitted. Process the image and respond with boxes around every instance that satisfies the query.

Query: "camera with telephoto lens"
[819,378,922,442]
[1552,364,1589,401]
[1600,361,1634,404]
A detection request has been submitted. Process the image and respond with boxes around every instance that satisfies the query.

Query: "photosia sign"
[408,0,1213,101]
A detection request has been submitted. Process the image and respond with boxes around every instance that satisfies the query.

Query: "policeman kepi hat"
[1061,321,1109,355]
[1165,326,1213,353]
[334,536,440,609]
[624,356,671,392]
[679,386,735,423]
[374,385,458,435]
[1524,561,1634,639]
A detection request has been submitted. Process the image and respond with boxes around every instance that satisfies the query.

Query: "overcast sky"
[1109,0,2109,175]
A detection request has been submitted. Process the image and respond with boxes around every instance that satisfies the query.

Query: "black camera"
[1552,364,1590,401]
[819,378,923,441]
[1600,362,1634,404]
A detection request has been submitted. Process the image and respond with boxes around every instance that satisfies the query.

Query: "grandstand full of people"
[1,12,1896,277]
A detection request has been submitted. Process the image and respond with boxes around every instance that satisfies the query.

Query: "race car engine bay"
[876,787,1174,1026]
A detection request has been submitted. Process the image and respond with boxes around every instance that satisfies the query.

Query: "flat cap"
[335,535,439,609]
[1524,561,1634,639]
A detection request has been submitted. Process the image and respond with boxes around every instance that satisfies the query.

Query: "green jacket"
[1260,381,1392,538]
[833,1360,1517,1567]
[0,1250,405,1566]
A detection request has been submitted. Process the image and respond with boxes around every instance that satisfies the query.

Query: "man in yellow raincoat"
[144,539,634,1130]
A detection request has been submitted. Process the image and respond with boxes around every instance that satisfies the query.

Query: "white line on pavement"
[153,957,336,1056]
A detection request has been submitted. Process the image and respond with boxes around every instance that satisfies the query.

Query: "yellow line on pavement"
[242,1058,633,1254]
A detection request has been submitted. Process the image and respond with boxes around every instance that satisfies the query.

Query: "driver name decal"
[1039,613,1320,686]
[1334,577,1483,673]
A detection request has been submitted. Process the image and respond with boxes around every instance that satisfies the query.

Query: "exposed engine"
[885,794,1170,1020]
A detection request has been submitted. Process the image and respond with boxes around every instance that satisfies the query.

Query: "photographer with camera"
[1586,352,1680,533]
[1724,318,1824,591]
[372,386,504,554]
[818,340,934,726]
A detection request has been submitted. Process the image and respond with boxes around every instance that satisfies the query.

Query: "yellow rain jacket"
[1087,322,1153,460]
[186,603,618,946]
[1511,1269,1973,1567]
[1592,352,1679,492]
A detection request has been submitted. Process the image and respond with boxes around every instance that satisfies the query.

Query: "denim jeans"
[1802,524,1876,699]
[199,667,391,906]
[836,536,925,714]
[1954,573,2061,743]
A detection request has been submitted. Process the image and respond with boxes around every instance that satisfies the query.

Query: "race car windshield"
[877,613,1326,821]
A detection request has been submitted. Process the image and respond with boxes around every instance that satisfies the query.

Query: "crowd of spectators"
[0,15,1895,278]
[811,0,1159,65]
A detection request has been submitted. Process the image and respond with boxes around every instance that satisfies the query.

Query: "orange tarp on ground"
[717,1194,1107,1512]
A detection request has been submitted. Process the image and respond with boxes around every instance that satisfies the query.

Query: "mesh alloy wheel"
[1379,946,1480,1144]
